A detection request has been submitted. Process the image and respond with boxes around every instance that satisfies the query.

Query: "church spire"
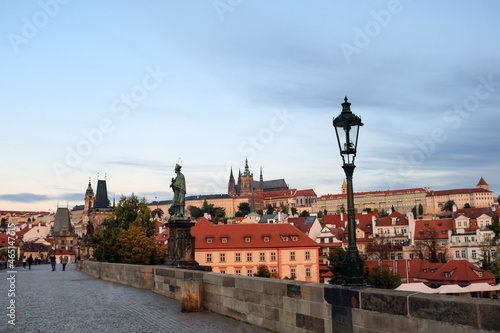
[243,157,251,176]
[260,166,263,182]
[86,177,94,196]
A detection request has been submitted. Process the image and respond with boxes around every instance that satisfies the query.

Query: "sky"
[1,0,499,212]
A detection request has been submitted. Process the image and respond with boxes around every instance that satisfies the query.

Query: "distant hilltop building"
[425,178,496,214]
[228,158,289,197]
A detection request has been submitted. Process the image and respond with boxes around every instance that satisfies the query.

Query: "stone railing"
[77,261,500,333]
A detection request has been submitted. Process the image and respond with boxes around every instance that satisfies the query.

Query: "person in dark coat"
[49,253,56,271]
[27,255,34,270]
[62,256,69,271]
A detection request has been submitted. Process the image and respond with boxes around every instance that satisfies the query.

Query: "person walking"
[49,253,56,271]
[62,255,69,271]
[27,255,34,270]
[22,256,27,270]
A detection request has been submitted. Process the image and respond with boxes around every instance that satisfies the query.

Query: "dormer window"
[263,236,269,242]
[282,236,289,242]
[478,272,483,277]
[292,236,298,241]
[444,272,451,278]
[221,238,227,243]
[245,237,251,243]
[207,238,213,244]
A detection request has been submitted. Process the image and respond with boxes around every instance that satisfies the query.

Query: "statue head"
[175,164,182,172]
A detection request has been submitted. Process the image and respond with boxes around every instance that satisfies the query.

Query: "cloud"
[0,193,50,203]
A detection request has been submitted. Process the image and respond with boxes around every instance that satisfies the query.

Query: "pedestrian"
[49,253,56,271]
[27,255,34,270]
[22,256,27,270]
[62,255,69,271]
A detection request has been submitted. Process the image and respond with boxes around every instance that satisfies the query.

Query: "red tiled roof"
[55,248,75,255]
[477,177,488,186]
[455,207,493,219]
[319,188,426,200]
[287,217,312,234]
[192,217,320,250]
[426,188,491,197]
[376,211,409,227]
[425,260,496,286]
[323,212,378,231]
[0,233,20,246]
[295,189,316,197]
[414,219,453,240]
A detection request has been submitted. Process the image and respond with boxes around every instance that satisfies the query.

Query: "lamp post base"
[343,247,365,286]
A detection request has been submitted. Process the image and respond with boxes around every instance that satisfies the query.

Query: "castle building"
[52,207,78,253]
[228,158,289,197]
[83,177,114,231]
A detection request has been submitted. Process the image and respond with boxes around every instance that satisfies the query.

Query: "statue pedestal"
[164,217,200,268]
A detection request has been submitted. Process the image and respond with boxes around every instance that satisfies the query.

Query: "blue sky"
[1,0,499,211]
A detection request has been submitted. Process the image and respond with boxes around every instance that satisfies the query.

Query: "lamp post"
[102,220,108,262]
[333,96,365,286]
[77,236,81,262]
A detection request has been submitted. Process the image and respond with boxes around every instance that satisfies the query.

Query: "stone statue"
[170,164,186,218]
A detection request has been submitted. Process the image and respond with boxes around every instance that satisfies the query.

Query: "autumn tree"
[441,200,455,212]
[365,236,393,260]
[412,227,449,263]
[254,264,271,278]
[364,265,402,289]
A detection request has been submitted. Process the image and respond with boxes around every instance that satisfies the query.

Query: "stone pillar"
[164,217,199,267]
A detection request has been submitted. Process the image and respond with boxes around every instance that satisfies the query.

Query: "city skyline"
[1,1,499,211]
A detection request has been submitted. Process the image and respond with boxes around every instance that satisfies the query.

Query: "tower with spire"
[240,157,254,196]
[228,167,236,197]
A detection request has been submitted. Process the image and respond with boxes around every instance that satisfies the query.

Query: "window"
[461,250,466,258]
[220,270,226,274]
[444,272,451,278]
[290,252,295,261]
[245,237,251,243]
[305,251,310,260]
[206,253,212,263]
[271,252,276,261]
[235,269,241,275]
[207,238,213,244]
[260,252,265,261]
[292,236,298,241]
[306,268,311,278]
[221,238,227,243]
[220,253,225,263]
[283,236,289,242]
[247,253,252,262]
[247,269,253,276]
[472,250,477,258]
[291,268,296,277]
[235,253,241,262]
[397,253,403,260]
[263,236,270,242]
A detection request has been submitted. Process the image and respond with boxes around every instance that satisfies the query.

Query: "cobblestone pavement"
[0,264,268,333]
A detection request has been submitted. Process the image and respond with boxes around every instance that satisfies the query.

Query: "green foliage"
[188,206,204,219]
[464,203,471,208]
[323,209,328,215]
[418,204,424,215]
[299,210,310,217]
[327,247,346,285]
[266,204,274,214]
[235,202,250,217]
[94,194,167,265]
[486,216,500,240]
[214,207,225,218]
[256,209,263,215]
[281,205,288,214]
[379,209,389,218]
[363,208,372,213]
[151,208,164,219]
[283,275,296,280]
[364,265,402,289]
[441,200,455,212]
[317,210,323,218]
[411,206,417,217]
[291,207,298,216]
[254,264,271,278]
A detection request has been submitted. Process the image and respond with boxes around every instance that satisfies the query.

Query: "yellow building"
[191,218,320,282]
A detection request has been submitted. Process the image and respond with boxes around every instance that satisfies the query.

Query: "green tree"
[486,216,500,240]
[188,206,204,219]
[256,209,263,215]
[291,207,298,216]
[214,207,225,218]
[323,209,328,215]
[364,265,402,289]
[280,205,289,214]
[266,204,274,215]
[441,200,455,212]
[235,202,250,217]
[363,208,372,213]
[254,264,271,278]
[418,204,424,216]
[317,210,323,218]
[411,206,417,217]
[151,208,164,219]
[327,247,346,285]
[115,226,166,265]
[379,209,389,218]
[299,210,310,217]
[464,203,471,208]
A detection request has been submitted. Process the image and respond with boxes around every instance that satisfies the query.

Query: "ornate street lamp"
[102,220,108,262]
[333,96,365,286]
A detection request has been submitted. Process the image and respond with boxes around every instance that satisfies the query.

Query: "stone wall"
[78,261,500,333]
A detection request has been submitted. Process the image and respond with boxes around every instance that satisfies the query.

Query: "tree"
[411,206,417,218]
[464,203,471,208]
[256,209,263,215]
[188,206,204,219]
[365,236,393,260]
[151,208,164,219]
[418,204,424,216]
[413,227,449,263]
[235,202,250,217]
[114,226,166,265]
[338,204,346,214]
[486,216,500,241]
[441,200,455,212]
[364,265,402,289]
[254,264,271,278]
[291,207,298,216]
[323,209,328,216]
[214,207,225,218]
[299,210,310,217]
[379,209,389,218]
[280,205,289,214]
[327,247,346,285]
[317,210,323,218]
[266,204,274,215]
[363,208,372,213]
